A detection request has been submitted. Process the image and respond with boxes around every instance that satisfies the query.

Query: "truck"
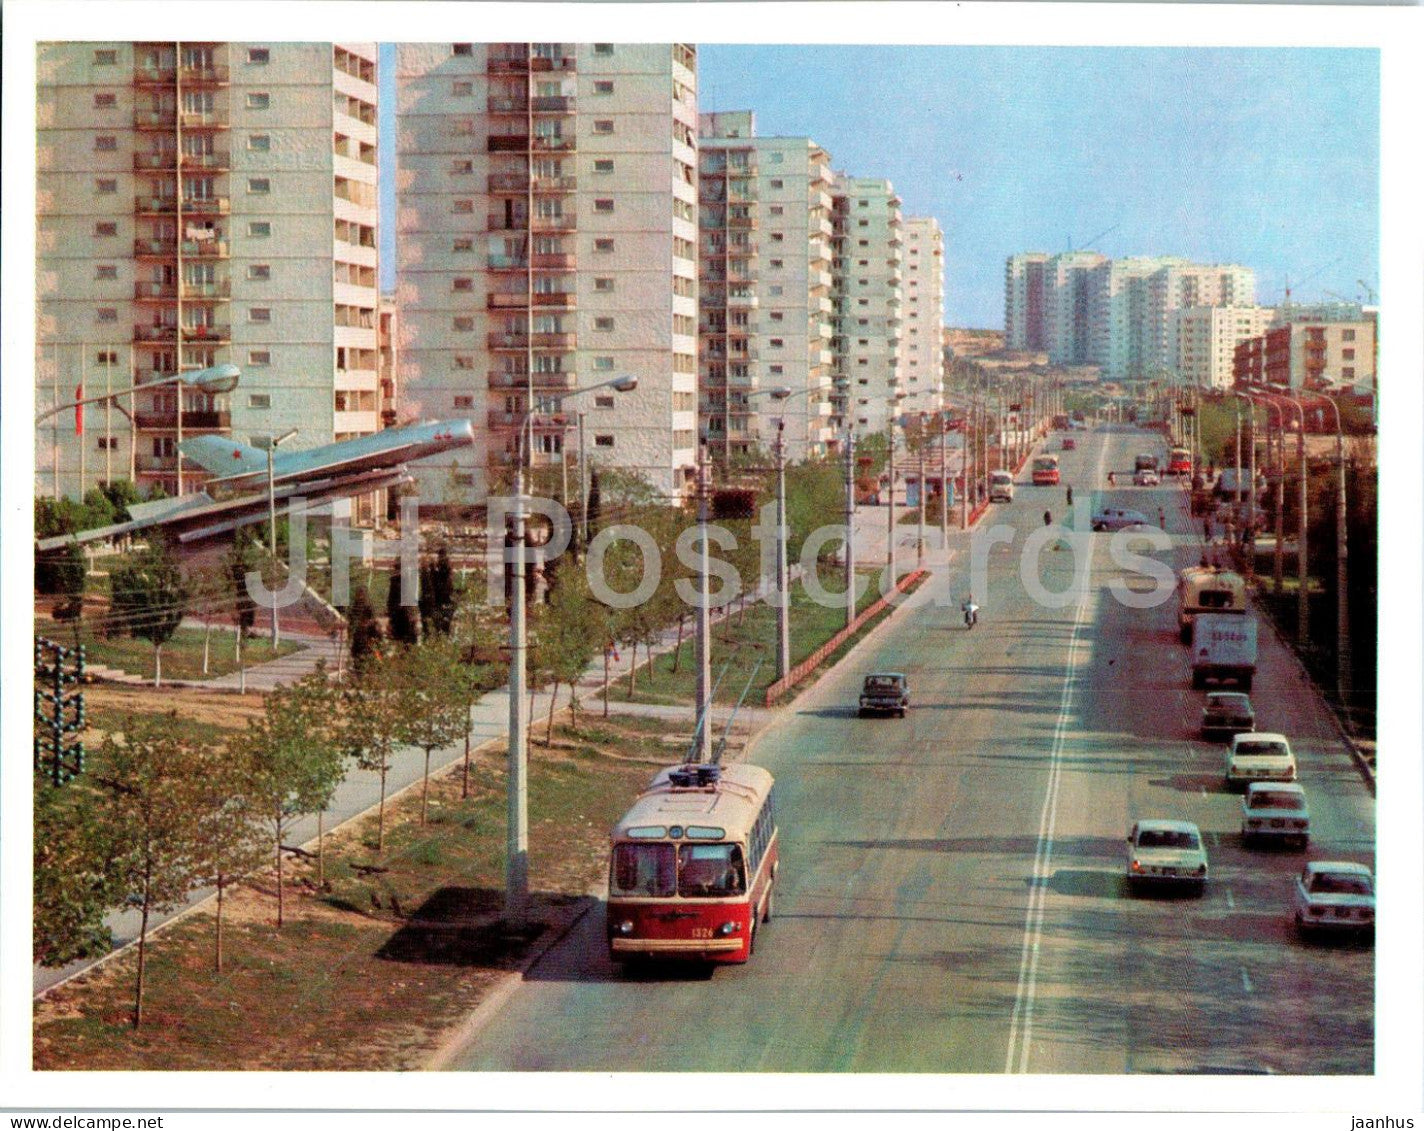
[1134,453,1159,474]
[1191,613,1257,690]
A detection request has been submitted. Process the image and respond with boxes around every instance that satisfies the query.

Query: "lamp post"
[507,374,636,922]
[265,428,300,650]
[843,423,857,631]
[1310,392,1351,710]
[36,362,240,497]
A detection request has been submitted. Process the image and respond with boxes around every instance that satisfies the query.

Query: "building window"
[593,357,615,371]
[94,135,117,151]
[595,238,615,253]
[96,437,118,451]
[453,199,474,213]
[769,205,784,216]
[247,264,272,280]
[594,43,614,55]
[96,178,117,194]
[248,393,272,408]
[595,434,615,448]
[452,81,473,96]
[249,308,272,323]
[248,134,271,151]
[594,80,614,94]
[248,351,271,366]
[452,237,474,252]
[593,119,614,135]
[94,49,117,65]
[770,338,784,348]
[770,259,783,268]
[770,178,783,189]
[594,159,614,174]
[594,277,614,292]
[248,220,272,237]
[594,198,614,214]
[594,394,615,409]
[453,278,473,292]
[770,232,784,243]
[248,177,271,194]
[1343,329,1356,341]
[451,158,473,174]
[453,395,474,409]
[454,355,475,369]
[1343,348,1355,360]
[1343,367,1355,379]
[594,317,615,331]
[453,317,474,332]
[770,311,784,322]
[452,43,473,55]
[94,221,117,237]
[246,92,271,110]
[95,264,118,280]
[94,93,117,108]
[97,308,118,323]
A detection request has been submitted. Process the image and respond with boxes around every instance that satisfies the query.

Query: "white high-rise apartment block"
[900,217,944,416]
[1004,252,1049,351]
[395,41,699,505]
[697,110,835,463]
[36,41,381,501]
[1043,251,1105,365]
[1147,261,1256,374]
[833,177,903,436]
[1171,305,1275,389]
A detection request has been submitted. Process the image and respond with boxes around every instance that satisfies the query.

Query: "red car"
[1063,438,1077,451]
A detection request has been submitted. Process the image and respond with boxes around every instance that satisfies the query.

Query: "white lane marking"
[1200,787,1208,798]
[1004,433,1107,1075]
[1225,889,1236,911]
[1240,968,1253,994]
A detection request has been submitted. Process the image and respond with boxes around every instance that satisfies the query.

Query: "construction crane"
[1068,223,1120,253]
[1276,257,1342,309]
[1357,279,1377,304]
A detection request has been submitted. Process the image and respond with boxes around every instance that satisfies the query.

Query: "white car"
[1293,861,1375,938]
[1241,781,1310,848]
[1134,468,1161,487]
[1127,819,1208,895]
[1226,732,1296,790]
[1091,506,1153,532]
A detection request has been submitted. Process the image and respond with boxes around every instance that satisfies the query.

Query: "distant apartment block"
[697,111,836,463]
[1170,305,1274,389]
[394,41,699,505]
[35,41,381,500]
[1006,251,1258,381]
[900,217,944,417]
[833,177,903,436]
[1264,317,1376,391]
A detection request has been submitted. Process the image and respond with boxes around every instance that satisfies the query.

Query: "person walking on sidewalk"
[1158,506,1166,529]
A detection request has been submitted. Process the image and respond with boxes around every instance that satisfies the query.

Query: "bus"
[1031,454,1061,485]
[1177,566,1247,642]
[1168,446,1193,477]
[607,762,778,966]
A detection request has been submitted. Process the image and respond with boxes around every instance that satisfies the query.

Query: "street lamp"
[36,362,241,498]
[264,427,299,651]
[506,373,635,923]
[1308,392,1351,710]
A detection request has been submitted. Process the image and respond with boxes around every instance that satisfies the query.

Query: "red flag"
[74,385,83,436]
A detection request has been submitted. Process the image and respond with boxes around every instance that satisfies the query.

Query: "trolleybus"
[1031,454,1061,485]
[607,762,778,966]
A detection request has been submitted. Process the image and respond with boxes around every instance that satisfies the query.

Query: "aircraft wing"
[180,434,268,477]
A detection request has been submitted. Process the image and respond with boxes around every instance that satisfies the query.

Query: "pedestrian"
[1108,471,1116,486]
[1204,516,1214,543]
[1043,510,1052,527]
[1157,506,1166,528]
[1066,485,1074,506]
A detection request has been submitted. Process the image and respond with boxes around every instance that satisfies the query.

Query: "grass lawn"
[33,714,673,1071]
[610,568,905,708]
[36,616,301,682]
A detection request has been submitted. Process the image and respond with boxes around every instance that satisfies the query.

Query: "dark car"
[859,672,909,718]
[1201,691,1255,739]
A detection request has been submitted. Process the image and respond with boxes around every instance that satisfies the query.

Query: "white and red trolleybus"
[1031,454,1061,485]
[607,762,777,966]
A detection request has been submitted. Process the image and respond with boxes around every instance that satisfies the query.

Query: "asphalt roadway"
[449,425,1374,1074]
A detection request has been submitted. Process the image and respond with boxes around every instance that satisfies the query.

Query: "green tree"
[244,664,344,927]
[33,775,121,967]
[340,656,404,852]
[534,569,600,738]
[418,546,458,636]
[392,640,470,824]
[95,714,210,1028]
[189,739,267,972]
[347,585,384,672]
[224,532,261,688]
[108,536,186,687]
[386,568,421,646]
[450,587,506,797]
[35,541,87,600]
[100,478,142,523]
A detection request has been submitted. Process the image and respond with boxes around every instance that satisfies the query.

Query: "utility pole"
[886,416,896,578]
[939,411,950,545]
[506,432,530,922]
[694,444,713,763]
[1293,398,1309,647]
[844,427,856,630]
[960,404,969,531]
[578,410,589,552]
[1272,409,1285,595]
[774,420,790,683]
[266,427,298,651]
[917,425,926,567]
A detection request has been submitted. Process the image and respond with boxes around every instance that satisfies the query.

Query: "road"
[448,425,1374,1074]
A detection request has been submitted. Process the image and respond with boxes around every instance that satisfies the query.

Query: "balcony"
[134,151,177,171]
[178,63,230,84]
[488,134,529,152]
[184,324,231,342]
[135,195,178,214]
[182,195,231,215]
[135,409,231,430]
[132,66,178,85]
[134,237,177,257]
[531,95,576,113]
[135,454,178,472]
[486,292,576,311]
[727,213,758,230]
[726,291,759,308]
[181,238,230,257]
[181,280,231,299]
[488,409,574,430]
[532,174,577,192]
[529,55,576,72]
[180,150,231,170]
[179,111,229,130]
[488,370,577,391]
[133,109,178,129]
[133,281,176,300]
[487,331,577,350]
[133,324,179,343]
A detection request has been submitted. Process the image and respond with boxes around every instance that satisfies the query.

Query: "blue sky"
[381,44,1378,329]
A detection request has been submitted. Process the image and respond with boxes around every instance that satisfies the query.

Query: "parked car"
[1201,691,1255,738]
[1063,437,1077,451]
[1293,862,1374,938]
[1091,506,1153,532]
[1241,782,1310,848]
[1134,468,1161,486]
[1126,819,1208,895]
[859,672,909,718]
[1226,732,1296,789]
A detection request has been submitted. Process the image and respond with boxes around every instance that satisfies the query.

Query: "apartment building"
[1043,251,1105,366]
[1004,252,1049,352]
[697,110,835,463]
[395,41,699,506]
[1170,305,1274,389]
[1263,317,1377,391]
[1147,261,1256,374]
[35,41,381,501]
[900,217,944,417]
[833,177,904,436]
